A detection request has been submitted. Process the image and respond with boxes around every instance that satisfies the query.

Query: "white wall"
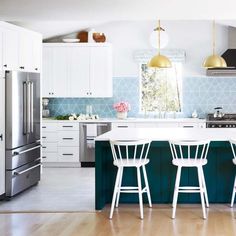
[95,20,228,77]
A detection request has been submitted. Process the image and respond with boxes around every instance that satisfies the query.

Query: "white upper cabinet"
[0,21,42,73]
[2,28,18,70]
[18,31,32,71]
[42,43,113,98]
[68,46,90,97]
[90,46,112,97]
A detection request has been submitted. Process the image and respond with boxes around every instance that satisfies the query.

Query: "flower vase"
[117,111,127,119]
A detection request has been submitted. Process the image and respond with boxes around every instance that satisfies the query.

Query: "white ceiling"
[2,0,236,39]
[1,0,236,21]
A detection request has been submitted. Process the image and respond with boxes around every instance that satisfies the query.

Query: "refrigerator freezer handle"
[23,82,27,135]
[30,82,34,133]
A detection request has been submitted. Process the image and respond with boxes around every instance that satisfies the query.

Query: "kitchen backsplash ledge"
[46,76,236,118]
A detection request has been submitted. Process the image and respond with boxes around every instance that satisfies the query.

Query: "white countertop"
[95,128,236,141]
[42,117,206,123]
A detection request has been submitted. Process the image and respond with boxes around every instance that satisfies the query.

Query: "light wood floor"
[0,204,235,236]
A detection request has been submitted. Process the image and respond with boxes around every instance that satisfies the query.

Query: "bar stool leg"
[116,167,123,208]
[137,166,143,219]
[200,166,209,208]
[142,165,152,208]
[230,175,236,208]
[109,167,121,219]
[197,167,206,219]
[172,166,182,219]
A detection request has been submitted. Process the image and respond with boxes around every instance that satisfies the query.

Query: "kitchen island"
[95,128,236,210]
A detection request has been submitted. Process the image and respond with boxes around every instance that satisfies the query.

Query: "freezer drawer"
[6,160,41,197]
[6,143,41,170]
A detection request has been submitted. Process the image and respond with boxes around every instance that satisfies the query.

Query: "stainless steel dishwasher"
[80,122,111,167]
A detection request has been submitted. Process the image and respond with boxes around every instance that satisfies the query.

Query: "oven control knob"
[229,125,232,128]
[219,124,222,128]
[226,125,228,128]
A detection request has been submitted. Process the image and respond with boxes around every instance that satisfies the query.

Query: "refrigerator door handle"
[13,144,41,156]
[23,82,27,135]
[27,82,31,134]
[30,81,34,133]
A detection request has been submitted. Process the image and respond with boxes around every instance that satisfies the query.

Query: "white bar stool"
[109,140,152,219]
[229,139,236,207]
[169,140,210,219]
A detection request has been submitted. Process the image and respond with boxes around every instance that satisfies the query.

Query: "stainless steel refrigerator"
[5,71,41,197]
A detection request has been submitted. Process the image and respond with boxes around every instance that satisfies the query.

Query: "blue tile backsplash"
[47,76,236,118]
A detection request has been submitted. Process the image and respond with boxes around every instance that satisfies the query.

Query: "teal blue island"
[95,128,236,210]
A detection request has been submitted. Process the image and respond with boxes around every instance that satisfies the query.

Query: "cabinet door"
[68,47,90,97]
[2,28,18,70]
[0,78,5,195]
[18,31,33,71]
[52,47,68,97]
[42,47,53,97]
[0,29,3,74]
[32,35,42,72]
[90,46,112,97]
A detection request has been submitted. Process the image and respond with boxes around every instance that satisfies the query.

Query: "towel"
[86,124,97,137]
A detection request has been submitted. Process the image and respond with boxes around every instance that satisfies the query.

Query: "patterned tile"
[46,76,236,118]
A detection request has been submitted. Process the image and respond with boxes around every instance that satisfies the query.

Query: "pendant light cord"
[213,20,216,55]
[158,20,161,55]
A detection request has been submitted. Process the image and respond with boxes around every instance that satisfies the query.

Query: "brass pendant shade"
[148,20,172,68]
[203,20,227,68]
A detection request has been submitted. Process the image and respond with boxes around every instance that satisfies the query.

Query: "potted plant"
[113,101,130,119]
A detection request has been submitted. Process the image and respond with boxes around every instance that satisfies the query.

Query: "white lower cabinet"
[42,121,80,166]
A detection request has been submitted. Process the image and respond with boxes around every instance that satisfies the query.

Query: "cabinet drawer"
[157,122,178,128]
[57,131,79,146]
[179,122,198,128]
[57,122,80,131]
[112,122,136,129]
[41,153,58,162]
[42,132,57,142]
[135,123,157,128]
[42,123,57,132]
[42,143,57,153]
[58,147,79,162]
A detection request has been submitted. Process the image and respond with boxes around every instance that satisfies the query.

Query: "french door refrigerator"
[5,71,41,197]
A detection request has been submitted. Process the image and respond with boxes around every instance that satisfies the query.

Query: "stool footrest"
[178,186,200,190]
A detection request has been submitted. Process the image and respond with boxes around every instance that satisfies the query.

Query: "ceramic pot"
[116,111,127,119]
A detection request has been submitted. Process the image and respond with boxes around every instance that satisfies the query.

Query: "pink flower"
[113,101,130,112]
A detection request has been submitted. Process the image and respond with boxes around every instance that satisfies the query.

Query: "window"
[140,62,182,113]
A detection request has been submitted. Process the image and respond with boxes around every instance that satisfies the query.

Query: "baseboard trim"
[81,162,95,167]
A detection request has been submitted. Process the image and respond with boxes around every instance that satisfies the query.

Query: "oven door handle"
[13,145,41,156]
[13,163,41,176]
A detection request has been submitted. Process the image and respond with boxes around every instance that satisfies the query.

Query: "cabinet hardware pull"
[42,126,46,128]
[183,126,194,128]
[20,66,25,69]
[42,146,46,149]
[14,163,41,176]
[42,136,46,138]
[62,126,73,128]
[62,153,73,156]
[42,156,47,159]
[35,68,38,71]
[0,134,3,141]
[117,126,128,128]
[3,64,7,67]
[62,138,74,140]
[13,145,41,155]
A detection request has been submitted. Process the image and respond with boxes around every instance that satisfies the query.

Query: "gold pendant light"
[203,20,227,68]
[148,20,172,68]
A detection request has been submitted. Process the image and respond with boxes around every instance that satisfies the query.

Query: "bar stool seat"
[172,159,207,167]
[109,140,152,220]
[114,159,150,167]
[169,140,210,219]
